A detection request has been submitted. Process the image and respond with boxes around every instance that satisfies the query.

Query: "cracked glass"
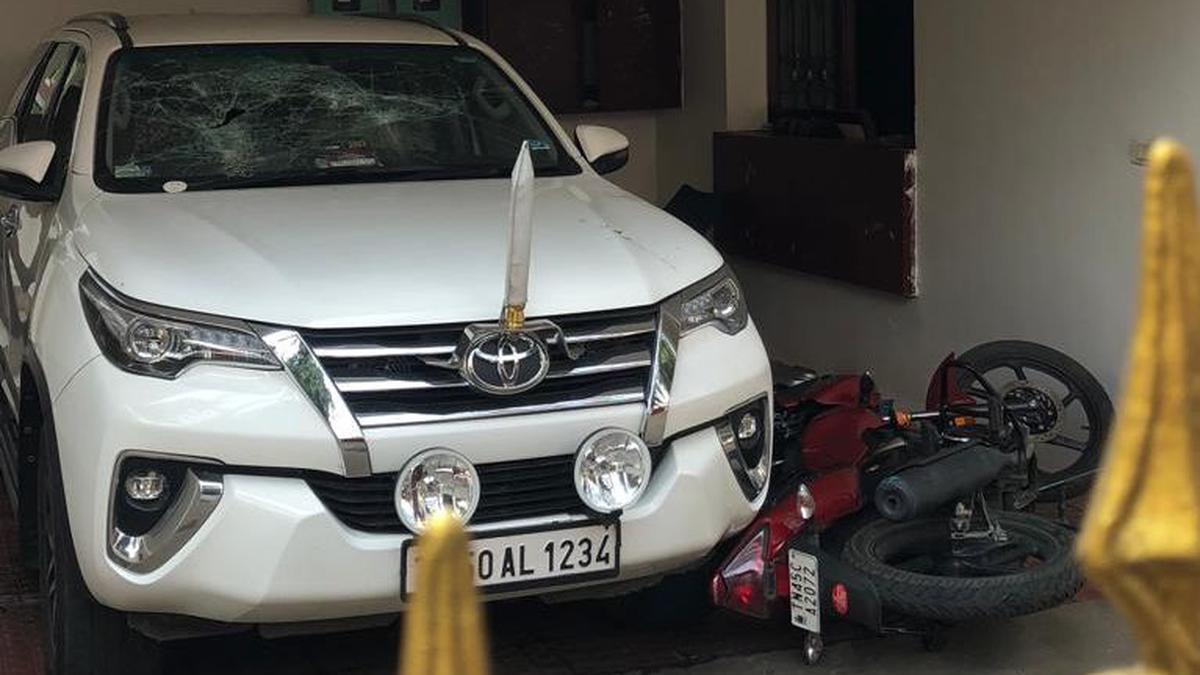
[96,44,578,193]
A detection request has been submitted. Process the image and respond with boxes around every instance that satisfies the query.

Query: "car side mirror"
[0,140,57,202]
[575,125,630,175]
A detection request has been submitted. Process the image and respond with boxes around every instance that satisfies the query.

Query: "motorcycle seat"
[772,361,820,389]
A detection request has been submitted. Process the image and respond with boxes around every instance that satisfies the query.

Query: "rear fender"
[723,469,866,586]
[808,468,863,529]
[712,470,867,619]
[924,353,975,410]
[786,534,883,633]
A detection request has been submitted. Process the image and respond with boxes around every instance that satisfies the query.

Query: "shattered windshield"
[95,44,579,193]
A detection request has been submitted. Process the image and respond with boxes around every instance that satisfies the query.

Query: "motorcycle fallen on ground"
[709,341,1113,664]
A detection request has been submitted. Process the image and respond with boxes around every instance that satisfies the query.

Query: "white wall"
[657,0,726,197]
[723,0,768,132]
[657,0,768,199]
[739,0,1199,404]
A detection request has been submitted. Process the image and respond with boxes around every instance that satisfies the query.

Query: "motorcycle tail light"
[832,582,850,617]
[710,527,772,618]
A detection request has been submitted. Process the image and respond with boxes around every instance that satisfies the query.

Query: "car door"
[0,42,84,412]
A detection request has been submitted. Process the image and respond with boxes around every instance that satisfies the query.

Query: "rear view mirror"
[0,140,57,201]
[575,125,630,175]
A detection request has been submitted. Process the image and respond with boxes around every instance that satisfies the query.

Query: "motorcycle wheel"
[956,340,1112,500]
[842,511,1083,622]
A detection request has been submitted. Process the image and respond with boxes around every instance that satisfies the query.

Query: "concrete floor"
[659,601,1136,675]
[0,497,1136,674]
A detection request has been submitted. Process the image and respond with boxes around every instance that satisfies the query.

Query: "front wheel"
[37,425,162,675]
[956,340,1112,499]
[842,512,1083,623]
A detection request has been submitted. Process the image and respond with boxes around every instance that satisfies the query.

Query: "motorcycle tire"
[956,340,1113,500]
[842,511,1084,623]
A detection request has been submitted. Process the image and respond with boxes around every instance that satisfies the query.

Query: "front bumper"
[52,321,770,623]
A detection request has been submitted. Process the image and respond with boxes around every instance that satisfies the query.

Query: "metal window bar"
[777,0,841,112]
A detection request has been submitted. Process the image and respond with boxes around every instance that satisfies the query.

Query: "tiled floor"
[0,497,42,675]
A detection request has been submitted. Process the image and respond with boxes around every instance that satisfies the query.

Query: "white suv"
[0,12,771,673]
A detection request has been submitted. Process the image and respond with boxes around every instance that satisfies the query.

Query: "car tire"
[37,423,163,675]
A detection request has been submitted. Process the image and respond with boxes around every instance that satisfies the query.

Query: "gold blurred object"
[502,304,525,331]
[1078,139,1200,674]
[401,513,490,675]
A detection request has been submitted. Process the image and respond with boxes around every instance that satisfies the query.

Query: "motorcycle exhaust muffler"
[874,445,1016,521]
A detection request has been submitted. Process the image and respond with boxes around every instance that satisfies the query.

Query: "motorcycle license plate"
[401,522,619,598]
[788,549,821,633]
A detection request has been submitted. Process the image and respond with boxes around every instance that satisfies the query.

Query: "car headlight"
[574,428,652,513]
[395,449,481,533]
[79,271,279,379]
[678,266,748,336]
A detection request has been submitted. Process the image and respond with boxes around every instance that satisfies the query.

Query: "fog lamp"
[718,398,772,500]
[395,449,481,533]
[574,428,652,514]
[736,411,759,442]
[124,469,167,502]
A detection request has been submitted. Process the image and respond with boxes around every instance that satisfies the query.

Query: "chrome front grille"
[300,306,659,428]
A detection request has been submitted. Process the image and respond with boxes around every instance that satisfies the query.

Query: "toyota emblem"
[460,329,551,395]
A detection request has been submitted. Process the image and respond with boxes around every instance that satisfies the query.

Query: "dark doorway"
[714,0,918,297]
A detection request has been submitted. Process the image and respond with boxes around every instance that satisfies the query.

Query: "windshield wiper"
[383,165,513,181]
[181,164,518,192]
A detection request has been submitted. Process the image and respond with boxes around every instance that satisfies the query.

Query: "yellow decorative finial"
[1078,139,1200,674]
[401,513,490,675]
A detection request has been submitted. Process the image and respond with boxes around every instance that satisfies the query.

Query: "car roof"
[67,13,461,48]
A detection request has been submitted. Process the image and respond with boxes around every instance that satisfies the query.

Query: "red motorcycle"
[709,341,1112,664]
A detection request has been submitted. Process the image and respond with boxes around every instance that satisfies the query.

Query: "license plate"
[788,549,821,633]
[402,522,619,597]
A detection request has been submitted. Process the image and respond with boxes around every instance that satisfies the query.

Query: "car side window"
[14,44,86,194]
[45,50,87,168]
[17,43,77,144]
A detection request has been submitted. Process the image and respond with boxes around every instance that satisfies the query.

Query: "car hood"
[74,176,722,328]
